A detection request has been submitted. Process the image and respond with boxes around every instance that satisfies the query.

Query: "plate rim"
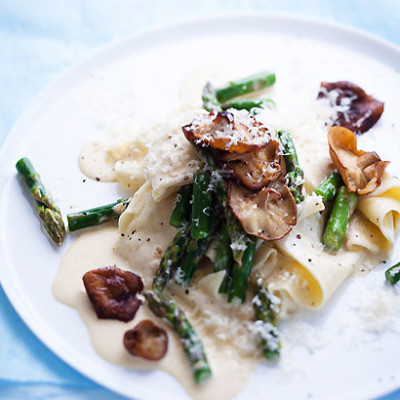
[1,11,400,400]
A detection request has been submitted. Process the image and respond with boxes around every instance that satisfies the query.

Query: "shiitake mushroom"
[328,126,389,195]
[124,320,168,361]
[83,266,143,322]
[318,81,384,134]
[182,111,270,153]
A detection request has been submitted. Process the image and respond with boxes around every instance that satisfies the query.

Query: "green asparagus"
[153,223,191,293]
[200,147,250,264]
[202,82,221,112]
[227,240,257,303]
[222,98,275,112]
[214,223,234,293]
[322,186,358,252]
[144,291,212,384]
[252,278,281,360]
[199,147,258,302]
[67,198,130,232]
[385,262,400,285]
[16,157,66,246]
[191,171,213,239]
[170,184,193,228]
[314,171,342,202]
[215,71,276,104]
[277,130,305,203]
[177,237,210,286]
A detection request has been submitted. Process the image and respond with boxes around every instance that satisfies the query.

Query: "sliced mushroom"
[182,111,270,153]
[83,266,144,322]
[328,126,389,195]
[216,139,283,190]
[228,181,297,241]
[318,81,384,134]
[124,320,168,361]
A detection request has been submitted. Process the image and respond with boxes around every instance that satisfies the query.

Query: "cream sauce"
[79,140,118,182]
[53,224,257,400]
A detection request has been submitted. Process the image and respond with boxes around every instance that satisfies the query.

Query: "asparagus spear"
[153,224,192,293]
[199,147,257,302]
[170,184,193,228]
[214,223,234,294]
[228,240,257,303]
[200,147,250,264]
[314,171,342,202]
[277,130,305,203]
[144,291,212,384]
[322,186,358,252]
[191,171,213,239]
[158,175,213,289]
[67,198,130,232]
[202,82,221,112]
[385,262,400,285]
[16,157,66,246]
[180,198,225,286]
[177,237,210,286]
[222,98,275,112]
[154,183,194,291]
[252,278,281,360]
[215,71,276,104]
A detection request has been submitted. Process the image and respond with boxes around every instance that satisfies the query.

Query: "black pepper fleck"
[95,177,100,182]
[296,234,302,239]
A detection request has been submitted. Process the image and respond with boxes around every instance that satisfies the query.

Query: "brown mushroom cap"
[228,181,297,241]
[83,266,144,322]
[124,320,168,361]
[328,126,390,195]
[182,111,270,153]
[216,139,283,190]
[318,81,384,134]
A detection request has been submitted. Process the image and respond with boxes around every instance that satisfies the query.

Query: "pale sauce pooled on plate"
[53,224,258,400]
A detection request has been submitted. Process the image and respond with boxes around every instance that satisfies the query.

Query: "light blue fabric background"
[1,1,399,399]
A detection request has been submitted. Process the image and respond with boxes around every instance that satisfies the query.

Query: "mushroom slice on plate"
[83,266,144,322]
[318,81,384,134]
[228,181,297,241]
[217,139,283,190]
[124,320,168,361]
[328,126,389,195]
[182,110,270,153]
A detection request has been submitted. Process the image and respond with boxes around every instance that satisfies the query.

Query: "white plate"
[1,13,400,400]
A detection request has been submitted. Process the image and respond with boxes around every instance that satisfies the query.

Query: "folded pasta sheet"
[357,173,400,246]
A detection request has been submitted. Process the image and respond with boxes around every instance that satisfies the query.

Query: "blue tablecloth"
[1,1,399,399]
